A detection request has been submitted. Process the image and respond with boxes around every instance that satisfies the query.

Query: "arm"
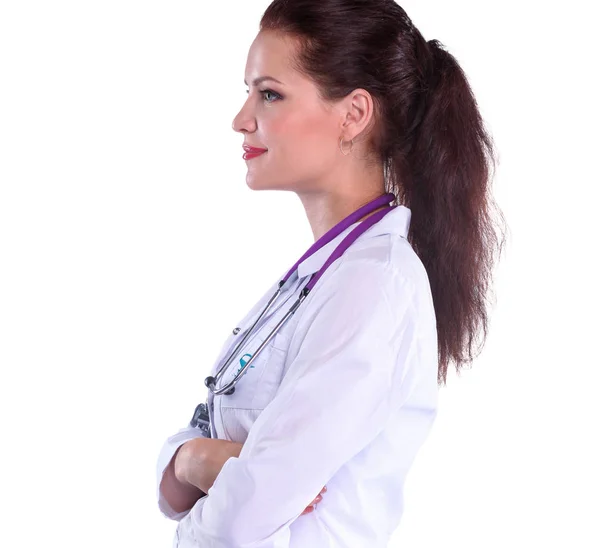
[160,438,244,514]
[177,261,425,547]
[155,425,208,521]
[179,438,325,515]
[160,444,206,514]
[181,438,244,494]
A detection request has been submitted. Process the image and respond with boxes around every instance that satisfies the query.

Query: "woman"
[156,0,506,546]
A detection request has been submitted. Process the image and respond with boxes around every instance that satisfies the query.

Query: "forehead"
[245,31,300,84]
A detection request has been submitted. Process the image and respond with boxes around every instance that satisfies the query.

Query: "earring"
[339,137,354,156]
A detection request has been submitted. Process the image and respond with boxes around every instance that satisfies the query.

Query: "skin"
[231,29,389,242]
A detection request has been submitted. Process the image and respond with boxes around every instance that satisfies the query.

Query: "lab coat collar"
[295,204,411,280]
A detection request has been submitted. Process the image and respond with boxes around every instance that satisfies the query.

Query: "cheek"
[270,112,335,160]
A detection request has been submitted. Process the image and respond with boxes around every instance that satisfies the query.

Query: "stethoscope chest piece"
[189,402,211,436]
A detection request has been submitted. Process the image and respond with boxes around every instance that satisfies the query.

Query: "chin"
[246,174,265,190]
[246,175,284,191]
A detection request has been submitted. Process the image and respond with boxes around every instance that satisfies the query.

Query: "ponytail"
[388,37,507,384]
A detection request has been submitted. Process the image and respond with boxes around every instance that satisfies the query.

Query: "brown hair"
[260,0,507,385]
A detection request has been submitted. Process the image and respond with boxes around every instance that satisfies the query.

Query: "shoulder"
[308,233,435,331]
[328,233,429,297]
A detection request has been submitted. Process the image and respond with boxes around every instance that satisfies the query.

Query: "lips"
[243,144,268,153]
[242,144,267,161]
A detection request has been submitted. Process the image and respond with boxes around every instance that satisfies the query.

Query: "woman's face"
[232,31,343,193]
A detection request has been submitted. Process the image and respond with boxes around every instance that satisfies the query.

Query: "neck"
[298,187,388,242]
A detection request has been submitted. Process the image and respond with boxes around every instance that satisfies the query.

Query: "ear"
[339,88,375,141]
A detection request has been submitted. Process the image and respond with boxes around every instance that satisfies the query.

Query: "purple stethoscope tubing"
[204,192,397,396]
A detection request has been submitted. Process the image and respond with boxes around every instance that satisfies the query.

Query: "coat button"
[233,327,241,335]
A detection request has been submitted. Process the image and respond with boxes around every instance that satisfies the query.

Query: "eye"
[245,88,283,103]
[260,89,282,103]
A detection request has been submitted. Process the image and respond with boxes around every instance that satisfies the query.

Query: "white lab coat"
[156,205,439,547]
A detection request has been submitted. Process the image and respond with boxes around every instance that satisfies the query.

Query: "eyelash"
[245,88,283,103]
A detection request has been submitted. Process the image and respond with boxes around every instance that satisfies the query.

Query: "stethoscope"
[203,192,398,397]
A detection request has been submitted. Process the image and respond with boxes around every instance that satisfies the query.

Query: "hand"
[301,485,327,516]
[176,438,243,495]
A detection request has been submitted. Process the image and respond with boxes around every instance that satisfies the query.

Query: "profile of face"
[232,31,347,193]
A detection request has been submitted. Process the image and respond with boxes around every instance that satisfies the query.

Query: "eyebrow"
[244,76,284,87]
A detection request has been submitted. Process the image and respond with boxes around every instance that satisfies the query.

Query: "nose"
[232,100,257,134]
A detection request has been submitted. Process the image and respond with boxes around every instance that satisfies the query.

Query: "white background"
[1,1,598,546]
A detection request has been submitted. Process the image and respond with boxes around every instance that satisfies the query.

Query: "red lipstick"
[243,144,267,160]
